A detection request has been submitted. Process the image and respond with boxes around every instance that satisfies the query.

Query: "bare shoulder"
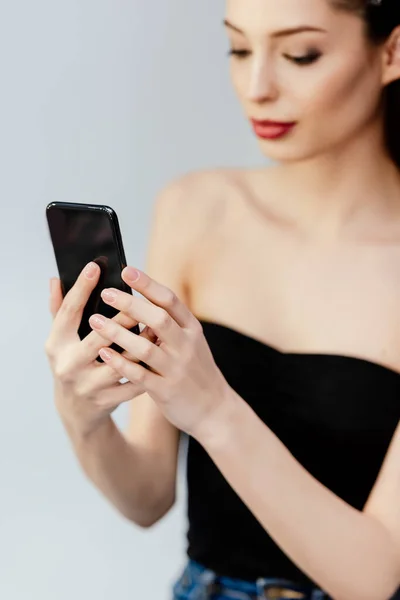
[145,168,244,302]
[151,167,254,254]
[153,167,252,222]
[148,166,281,308]
[153,166,278,235]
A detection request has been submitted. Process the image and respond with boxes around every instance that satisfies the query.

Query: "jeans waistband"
[172,560,329,600]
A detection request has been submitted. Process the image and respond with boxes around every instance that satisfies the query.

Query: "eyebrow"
[223,19,327,38]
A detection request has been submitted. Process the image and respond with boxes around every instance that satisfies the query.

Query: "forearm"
[65,416,173,527]
[195,390,400,600]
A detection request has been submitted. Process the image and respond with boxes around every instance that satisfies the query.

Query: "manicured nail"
[90,315,106,329]
[124,267,140,282]
[84,262,98,279]
[102,289,118,303]
[99,348,112,361]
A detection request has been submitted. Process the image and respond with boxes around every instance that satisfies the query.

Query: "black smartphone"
[46,201,140,361]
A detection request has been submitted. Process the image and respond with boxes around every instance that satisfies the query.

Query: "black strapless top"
[185,319,400,585]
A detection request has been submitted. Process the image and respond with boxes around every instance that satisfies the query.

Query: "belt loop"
[256,578,283,599]
[256,577,266,599]
[198,566,219,600]
[256,578,312,599]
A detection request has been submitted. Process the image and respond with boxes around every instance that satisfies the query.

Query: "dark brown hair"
[331,0,400,167]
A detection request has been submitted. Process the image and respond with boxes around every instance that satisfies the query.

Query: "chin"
[257,143,313,163]
[256,138,328,164]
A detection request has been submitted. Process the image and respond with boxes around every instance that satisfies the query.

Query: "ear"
[381,26,400,86]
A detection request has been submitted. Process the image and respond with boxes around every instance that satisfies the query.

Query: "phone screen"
[46,202,140,348]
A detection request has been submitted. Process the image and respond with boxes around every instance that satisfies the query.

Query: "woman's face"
[225,0,384,162]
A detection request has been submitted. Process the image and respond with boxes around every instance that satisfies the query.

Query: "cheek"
[230,63,251,100]
[298,59,381,136]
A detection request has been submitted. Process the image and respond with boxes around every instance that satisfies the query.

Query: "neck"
[268,121,400,243]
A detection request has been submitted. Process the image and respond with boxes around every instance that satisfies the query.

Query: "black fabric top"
[185,319,400,585]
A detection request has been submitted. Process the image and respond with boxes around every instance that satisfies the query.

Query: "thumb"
[49,277,64,319]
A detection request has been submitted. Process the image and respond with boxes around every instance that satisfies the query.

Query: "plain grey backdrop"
[0,1,264,598]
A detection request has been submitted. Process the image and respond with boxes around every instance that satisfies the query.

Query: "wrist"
[62,411,115,448]
[192,383,243,451]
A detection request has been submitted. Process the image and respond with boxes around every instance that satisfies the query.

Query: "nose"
[247,57,278,103]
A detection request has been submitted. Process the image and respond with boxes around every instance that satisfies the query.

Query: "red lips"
[250,119,297,140]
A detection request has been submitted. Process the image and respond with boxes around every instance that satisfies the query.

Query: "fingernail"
[99,348,112,361]
[91,315,106,329]
[102,289,118,303]
[84,262,98,279]
[124,267,140,282]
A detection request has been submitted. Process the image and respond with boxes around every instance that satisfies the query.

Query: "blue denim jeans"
[172,560,400,600]
[172,560,330,600]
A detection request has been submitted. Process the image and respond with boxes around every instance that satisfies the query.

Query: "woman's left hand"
[88,266,232,439]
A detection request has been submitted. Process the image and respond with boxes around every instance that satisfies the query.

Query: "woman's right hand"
[45,262,156,440]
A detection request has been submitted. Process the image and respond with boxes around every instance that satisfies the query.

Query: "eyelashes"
[228,49,251,59]
[286,51,322,65]
[228,48,322,66]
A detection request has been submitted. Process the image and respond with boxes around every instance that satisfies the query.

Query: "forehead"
[224,0,351,35]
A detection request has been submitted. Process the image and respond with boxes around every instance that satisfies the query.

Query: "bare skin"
[187,167,400,374]
[45,0,400,597]
[46,167,400,598]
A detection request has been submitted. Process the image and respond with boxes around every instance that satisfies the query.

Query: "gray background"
[0,1,263,598]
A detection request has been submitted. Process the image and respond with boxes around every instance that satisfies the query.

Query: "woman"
[45,0,400,599]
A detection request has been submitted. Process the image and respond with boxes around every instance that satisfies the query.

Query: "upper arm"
[363,420,400,576]
[123,175,201,501]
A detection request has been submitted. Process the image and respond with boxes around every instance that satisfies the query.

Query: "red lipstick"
[251,119,297,140]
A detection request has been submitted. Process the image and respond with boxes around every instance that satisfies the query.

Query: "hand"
[88,266,232,439]
[45,262,158,439]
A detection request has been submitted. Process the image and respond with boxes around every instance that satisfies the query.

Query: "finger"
[97,346,162,393]
[98,380,144,410]
[89,315,167,375]
[65,308,150,368]
[82,309,141,360]
[49,278,64,319]
[76,363,145,395]
[100,286,184,348]
[51,262,101,340]
[122,326,159,361]
[139,325,158,342]
[121,267,195,329]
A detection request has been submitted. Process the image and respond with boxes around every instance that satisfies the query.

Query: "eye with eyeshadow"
[228,47,322,66]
